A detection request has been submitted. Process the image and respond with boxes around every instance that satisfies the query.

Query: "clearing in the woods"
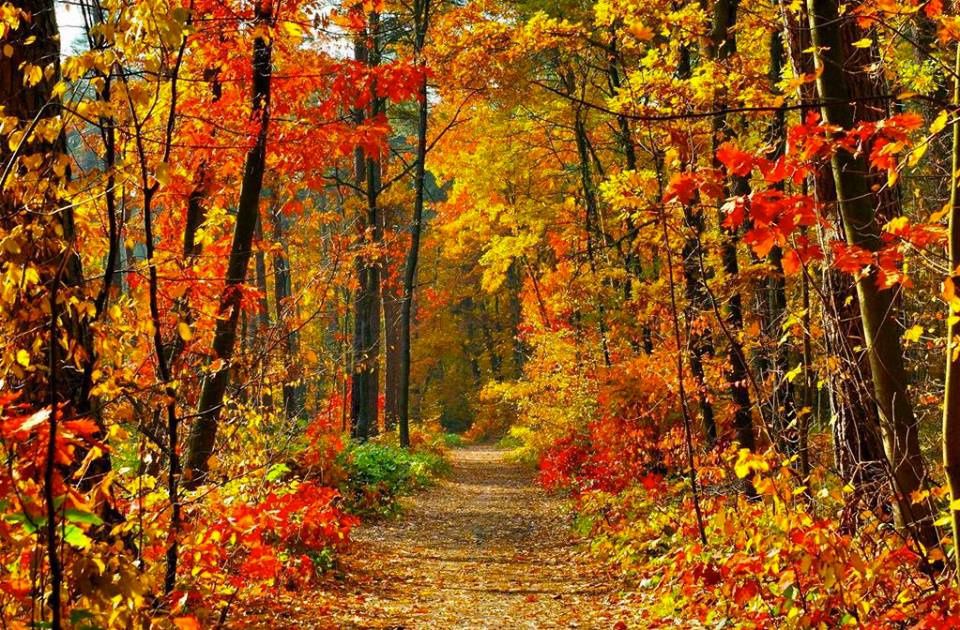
[258,446,629,628]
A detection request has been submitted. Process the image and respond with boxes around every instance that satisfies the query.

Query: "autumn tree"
[185,0,274,482]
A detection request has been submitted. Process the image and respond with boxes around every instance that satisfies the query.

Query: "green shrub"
[338,442,448,517]
[440,432,464,448]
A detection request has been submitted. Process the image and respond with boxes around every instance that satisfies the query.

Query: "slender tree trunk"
[606,34,654,353]
[505,261,526,377]
[943,41,960,584]
[383,274,403,431]
[808,0,936,546]
[479,305,504,380]
[760,29,800,455]
[709,0,755,456]
[675,46,717,444]
[251,213,273,409]
[184,1,273,484]
[397,0,431,447]
[568,91,612,367]
[270,204,303,419]
[126,20,192,586]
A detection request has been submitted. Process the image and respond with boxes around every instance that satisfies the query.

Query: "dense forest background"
[4,0,960,625]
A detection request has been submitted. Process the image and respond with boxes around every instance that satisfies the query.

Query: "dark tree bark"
[606,33,654,354]
[781,0,886,493]
[758,29,801,458]
[396,0,431,447]
[943,40,960,585]
[505,261,526,376]
[807,0,937,547]
[184,1,273,484]
[350,12,384,441]
[0,3,79,624]
[1,0,87,407]
[382,203,404,432]
[250,212,273,409]
[270,204,304,420]
[676,46,717,444]
[570,94,612,367]
[709,0,755,457]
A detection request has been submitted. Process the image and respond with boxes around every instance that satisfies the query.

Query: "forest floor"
[247,445,632,628]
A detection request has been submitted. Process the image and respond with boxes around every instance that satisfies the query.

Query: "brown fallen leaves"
[232,446,631,628]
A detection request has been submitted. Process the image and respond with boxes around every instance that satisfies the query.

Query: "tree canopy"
[3,0,960,626]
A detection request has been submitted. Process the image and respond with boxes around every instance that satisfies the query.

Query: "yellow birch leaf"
[931,109,950,135]
[903,325,923,342]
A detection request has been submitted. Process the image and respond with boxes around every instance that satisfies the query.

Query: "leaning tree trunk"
[807,0,937,547]
[184,1,273,484]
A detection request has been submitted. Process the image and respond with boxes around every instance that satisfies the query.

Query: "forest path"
[286,445,629,628]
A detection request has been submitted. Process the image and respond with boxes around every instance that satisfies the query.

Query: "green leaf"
[65,508,103,527]
[266,463,291,482]
[63,524,92,549]
[5,512,42,534]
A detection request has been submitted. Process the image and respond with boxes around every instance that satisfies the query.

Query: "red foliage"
[182,480,358,597]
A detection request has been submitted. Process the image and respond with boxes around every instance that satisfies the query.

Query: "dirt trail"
[286,446,628,628]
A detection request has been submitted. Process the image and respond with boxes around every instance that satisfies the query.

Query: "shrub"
[440,432,464,448]
[180,479,358,618]
[338,442,448,516]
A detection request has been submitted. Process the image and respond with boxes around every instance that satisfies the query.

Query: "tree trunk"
[383,255,403,432]
[709,0,755,456]
[251,212,272,409]
[270,204,304,420]
[350,13,384,441]
[0,2,82,624]
[382,200,403,433]
[781,0,886,494]
[807,0,936,546]
[397,0,431,447]
[1,0,87,407]
[184,2,273,484]
[676,46,718,444]
[606,34,654,354]
[943,41,960,584]
[569,91,612,367]
[505,261,526,377]
[759,29,800,456]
